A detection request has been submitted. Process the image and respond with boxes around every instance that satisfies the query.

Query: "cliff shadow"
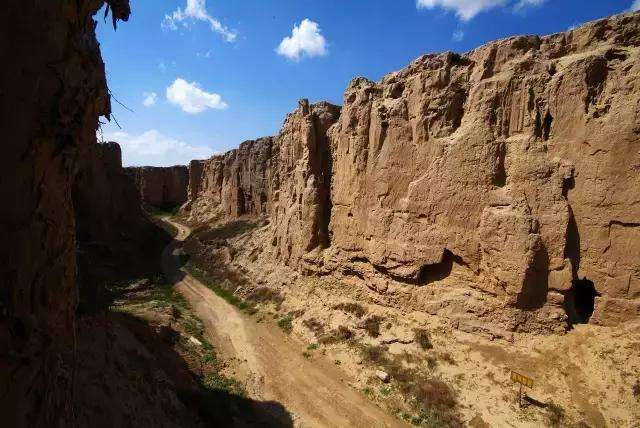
[516,243,549,310]
[563,278,599,325]
[417,250,466,285]
[74,309,294,427]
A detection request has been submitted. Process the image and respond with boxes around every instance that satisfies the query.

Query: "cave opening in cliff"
[417,250,464,285]
[516,243,549,310]
[564,278,599,325]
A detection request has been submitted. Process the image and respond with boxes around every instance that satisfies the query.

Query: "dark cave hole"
[542,110,553,141]
[237,188,246,215]
[417,250,464,285]
[564,278,599,325]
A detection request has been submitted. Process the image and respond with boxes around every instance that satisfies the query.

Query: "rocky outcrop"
[126,166,189,209]
[185,12,640,332]
[186,137,278,222]
[268,100,341,266]
[184,101,342,259]
[325,14,640,329]
[0,1,129,426]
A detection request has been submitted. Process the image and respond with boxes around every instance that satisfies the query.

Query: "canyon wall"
[0,1,130,426]
[74,142,169,305]
[185,12,640,332]
[126,165,189,209]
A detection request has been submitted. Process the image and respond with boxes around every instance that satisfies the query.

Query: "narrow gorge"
[1,1,639,427]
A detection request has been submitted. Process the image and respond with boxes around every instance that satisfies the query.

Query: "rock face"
[0,1,130,426]
[187,137,277,222]
[185,13,640,332]
[126,166,189,208]
[73,142,169,303]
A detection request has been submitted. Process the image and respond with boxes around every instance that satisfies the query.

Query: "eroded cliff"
[74,142,170,306]
[184,13,640,334]
[126,165,190,209]
[0,1,130,425]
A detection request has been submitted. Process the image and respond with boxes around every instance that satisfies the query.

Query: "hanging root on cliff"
[104,0,131,30]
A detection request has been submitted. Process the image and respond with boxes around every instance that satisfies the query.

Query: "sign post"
[510,370,534,407]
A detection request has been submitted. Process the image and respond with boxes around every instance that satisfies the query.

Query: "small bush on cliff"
[414,329,433,350]
[363,316,383,337]
[302,318,325,336]
[546,402,565,427]
[246,287,284,309]
[318,325,353,345]
[277,315,293,334]
[333,302,367,318]
[361,344,389,365]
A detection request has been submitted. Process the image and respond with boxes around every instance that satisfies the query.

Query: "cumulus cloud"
[631,0,640,11]
[166,78,228,114]
[417,0,546,20]
[162,0,236,42]
[452,30,465,41]
[103,130,215,167]
[142,92,157,107]
[276,19,328,61]
[417,0,507,20]
[513,0,546,13]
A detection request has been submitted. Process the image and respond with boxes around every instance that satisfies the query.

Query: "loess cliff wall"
[126,165,190,209]
[185,12,640,333]
[0,1,130,426]
[74,142,169,306]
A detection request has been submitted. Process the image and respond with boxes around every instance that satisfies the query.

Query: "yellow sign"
[511,371,534,388]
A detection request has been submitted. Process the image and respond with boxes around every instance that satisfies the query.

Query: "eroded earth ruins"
[2,1,639,427]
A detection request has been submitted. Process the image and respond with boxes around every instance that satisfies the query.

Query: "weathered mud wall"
[74,142,169,305]
[326,14,640,328]
[186,137,278,222]
[0,1,129,426]
[185,13,640,332]
[126,165,189,208]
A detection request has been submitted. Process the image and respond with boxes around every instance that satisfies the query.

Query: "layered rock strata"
[126,166,189,208]
[185,13,640,332]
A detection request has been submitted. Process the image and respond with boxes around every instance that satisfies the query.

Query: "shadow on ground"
[75,219,294,428]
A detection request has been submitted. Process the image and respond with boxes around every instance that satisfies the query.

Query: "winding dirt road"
[161,218,403,428]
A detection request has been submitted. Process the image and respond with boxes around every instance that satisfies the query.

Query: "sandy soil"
[162,218,405,428]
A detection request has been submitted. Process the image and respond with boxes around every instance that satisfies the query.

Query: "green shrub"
[360,344,389,365]
[318,325,353,344]
[278,315,293,334]
[333,302,367,318]
[414,328,433,350]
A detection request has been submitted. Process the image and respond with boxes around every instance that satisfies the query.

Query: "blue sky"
[96,0,638,166]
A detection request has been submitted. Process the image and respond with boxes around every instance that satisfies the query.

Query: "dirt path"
[161,218,404,428]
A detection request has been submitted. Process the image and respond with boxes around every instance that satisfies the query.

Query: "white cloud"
[142,92,157,107]
[452,30,465,41]
[276,19,328,61]
[104,130,215,167]
[417,0,507,20]
[631,0,640,11]
[162,0,236,42]
[166,78,228,114]
[513,0,546,13]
